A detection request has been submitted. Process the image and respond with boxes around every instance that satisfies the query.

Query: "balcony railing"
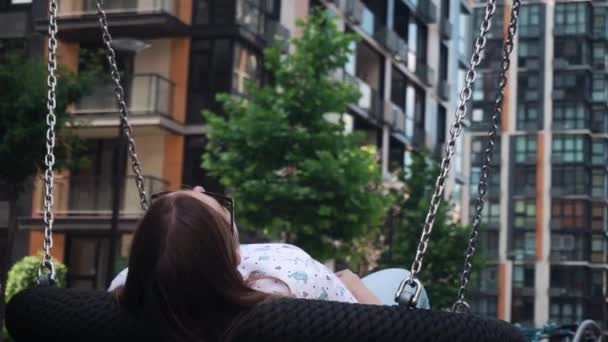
[35,175,168,217]
[344,72,383,121]
[57,0,179,17]
[438,80,450,101]
[74,73,174,117]
[554,24,591,37]
[345,0,375,36]
[374,27,408,63]
[415,63,436,87]
[519,25,542,38]
[440,18,452,40]
[237,0,289,44]
[416,0,438,23]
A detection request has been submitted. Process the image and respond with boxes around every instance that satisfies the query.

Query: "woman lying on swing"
[110,185,396,341]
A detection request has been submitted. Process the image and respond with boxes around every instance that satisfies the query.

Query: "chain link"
[39,0,59,285]
[452,0,521,312]
[396,0,498,307]
[95,0,149,211]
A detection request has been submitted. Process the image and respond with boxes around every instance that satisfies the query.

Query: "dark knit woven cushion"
[6,287,525,342]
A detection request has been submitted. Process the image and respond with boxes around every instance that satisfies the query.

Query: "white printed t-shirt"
[108,243,357,304]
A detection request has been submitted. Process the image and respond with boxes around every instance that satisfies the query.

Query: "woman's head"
[119,188,267,341]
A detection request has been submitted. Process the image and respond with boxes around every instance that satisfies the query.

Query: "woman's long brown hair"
[114,192,270,341]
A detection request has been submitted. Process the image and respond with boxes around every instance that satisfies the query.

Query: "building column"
[534,1,555,328]
[381,57,393,177]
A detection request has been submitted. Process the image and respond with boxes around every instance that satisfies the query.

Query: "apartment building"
[461,0,608,328]
[0,0,466,291]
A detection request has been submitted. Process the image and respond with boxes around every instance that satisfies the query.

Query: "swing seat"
[6,286,525,342]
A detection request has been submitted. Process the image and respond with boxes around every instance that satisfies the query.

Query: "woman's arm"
[335,269,381,305]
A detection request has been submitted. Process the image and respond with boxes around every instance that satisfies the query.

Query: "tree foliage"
[203,12,390,262]
[378,152,483,310]
[4,255,67,305]
[0,49,96,190]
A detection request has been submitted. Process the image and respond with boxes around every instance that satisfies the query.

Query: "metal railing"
[440,17,452,40]
[344,72,383,121]
[74,73,174,117]
[415,63,436,87]
[35,175,168,217]
[57,0,178,17]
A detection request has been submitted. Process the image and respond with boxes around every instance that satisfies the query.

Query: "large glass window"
[518,73,541,101]
[551,234,586,261]
[471,137,501,165]
[592,204,607,231]
[551,266,588,297]
[514,199,536,229]
[517,103,540,130]
[552,166,589,195]
[550,301,584,325]
[555,2,589,35]
[554,39,591,66]
[592,74,608,102]
[513,266,535,289]
[591,235,605,263]
[551,200,586,229]
[519,4,542,36]
[592,140,607,165]
[591,170,607,198]
[552,135,586,163]
[480,231,499,260]
[471,199,500,227]
[470,166,500,196]
[513,231,536,260]
[513,166,536,195]
[512,296,535,326]
[474,5,503,37]
[554,73,590,100]
[232,44,261,94]
[514,135,537,164]
[518,40,541,68]
[553,103,588,130]
[471,296,498,317]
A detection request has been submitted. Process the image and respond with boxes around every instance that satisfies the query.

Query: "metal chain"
[95,0,149,211]
[452,0,521,313]
[38,0,59,285]
[395,0,498,307]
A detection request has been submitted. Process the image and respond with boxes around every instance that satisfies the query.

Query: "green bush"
[4,255,67,304]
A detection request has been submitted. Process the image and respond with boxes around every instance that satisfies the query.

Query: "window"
[474,6,503,38]
[513,167,536,195]
[476,266,498,292]
[471,296,498,317]
[232,44,261,94]
[513,266,535,289]
[552,135,586,163]
[517,103,540,130]
[551,234,585,261]
[473,72,499,102]
[550,301,584,324]
[518,73,541,101]
[553,73,591,100]
[553,103,589,130]
[591,235,604,263]
[592,74,607,102]
[519,4,541,36]
[518,41,541,68]
[514,135,537,164]
[236,0,267,35]
[471,200,500,227]
[552,166,589,195]
[480,231,499,260]
[555,2,589,35]
[471,137,501,165]
[470,166,500,196]
[512,296,535,326]
[591,140,607,165]
[592,42,606,66]
[591,170,607,198]
[513,232,536,260]
[591,204,607,231]
[551,200,586,229]
[554,39,591,66]
[514,199,536,229]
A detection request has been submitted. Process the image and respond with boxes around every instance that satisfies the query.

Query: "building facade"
[461,0,608,328]
[1,0,464,295]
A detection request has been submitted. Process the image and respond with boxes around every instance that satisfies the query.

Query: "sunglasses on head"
[150,186,235,236]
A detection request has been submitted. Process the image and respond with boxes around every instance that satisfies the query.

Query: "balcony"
[591,106,608,133]
[0,10,29,39]
[344,72,383,123]
[384,102,413,143]
[235,0,290,47]
[415,63,436,87]
[412,129,426,147]
[404,0,438,24]
[34,0,189,41]
[553,57,592,71]
[374,27,408,63]
[74,73,174,119]
[552,89,592,103]
[345,0,376,37]
[440,17,452,40]
[437,80,450,101]
[33,175,168,218]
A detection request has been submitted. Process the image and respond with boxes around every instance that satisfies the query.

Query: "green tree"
[378,152,483,310]
[203,12,390,263]
[0,46,95,337]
